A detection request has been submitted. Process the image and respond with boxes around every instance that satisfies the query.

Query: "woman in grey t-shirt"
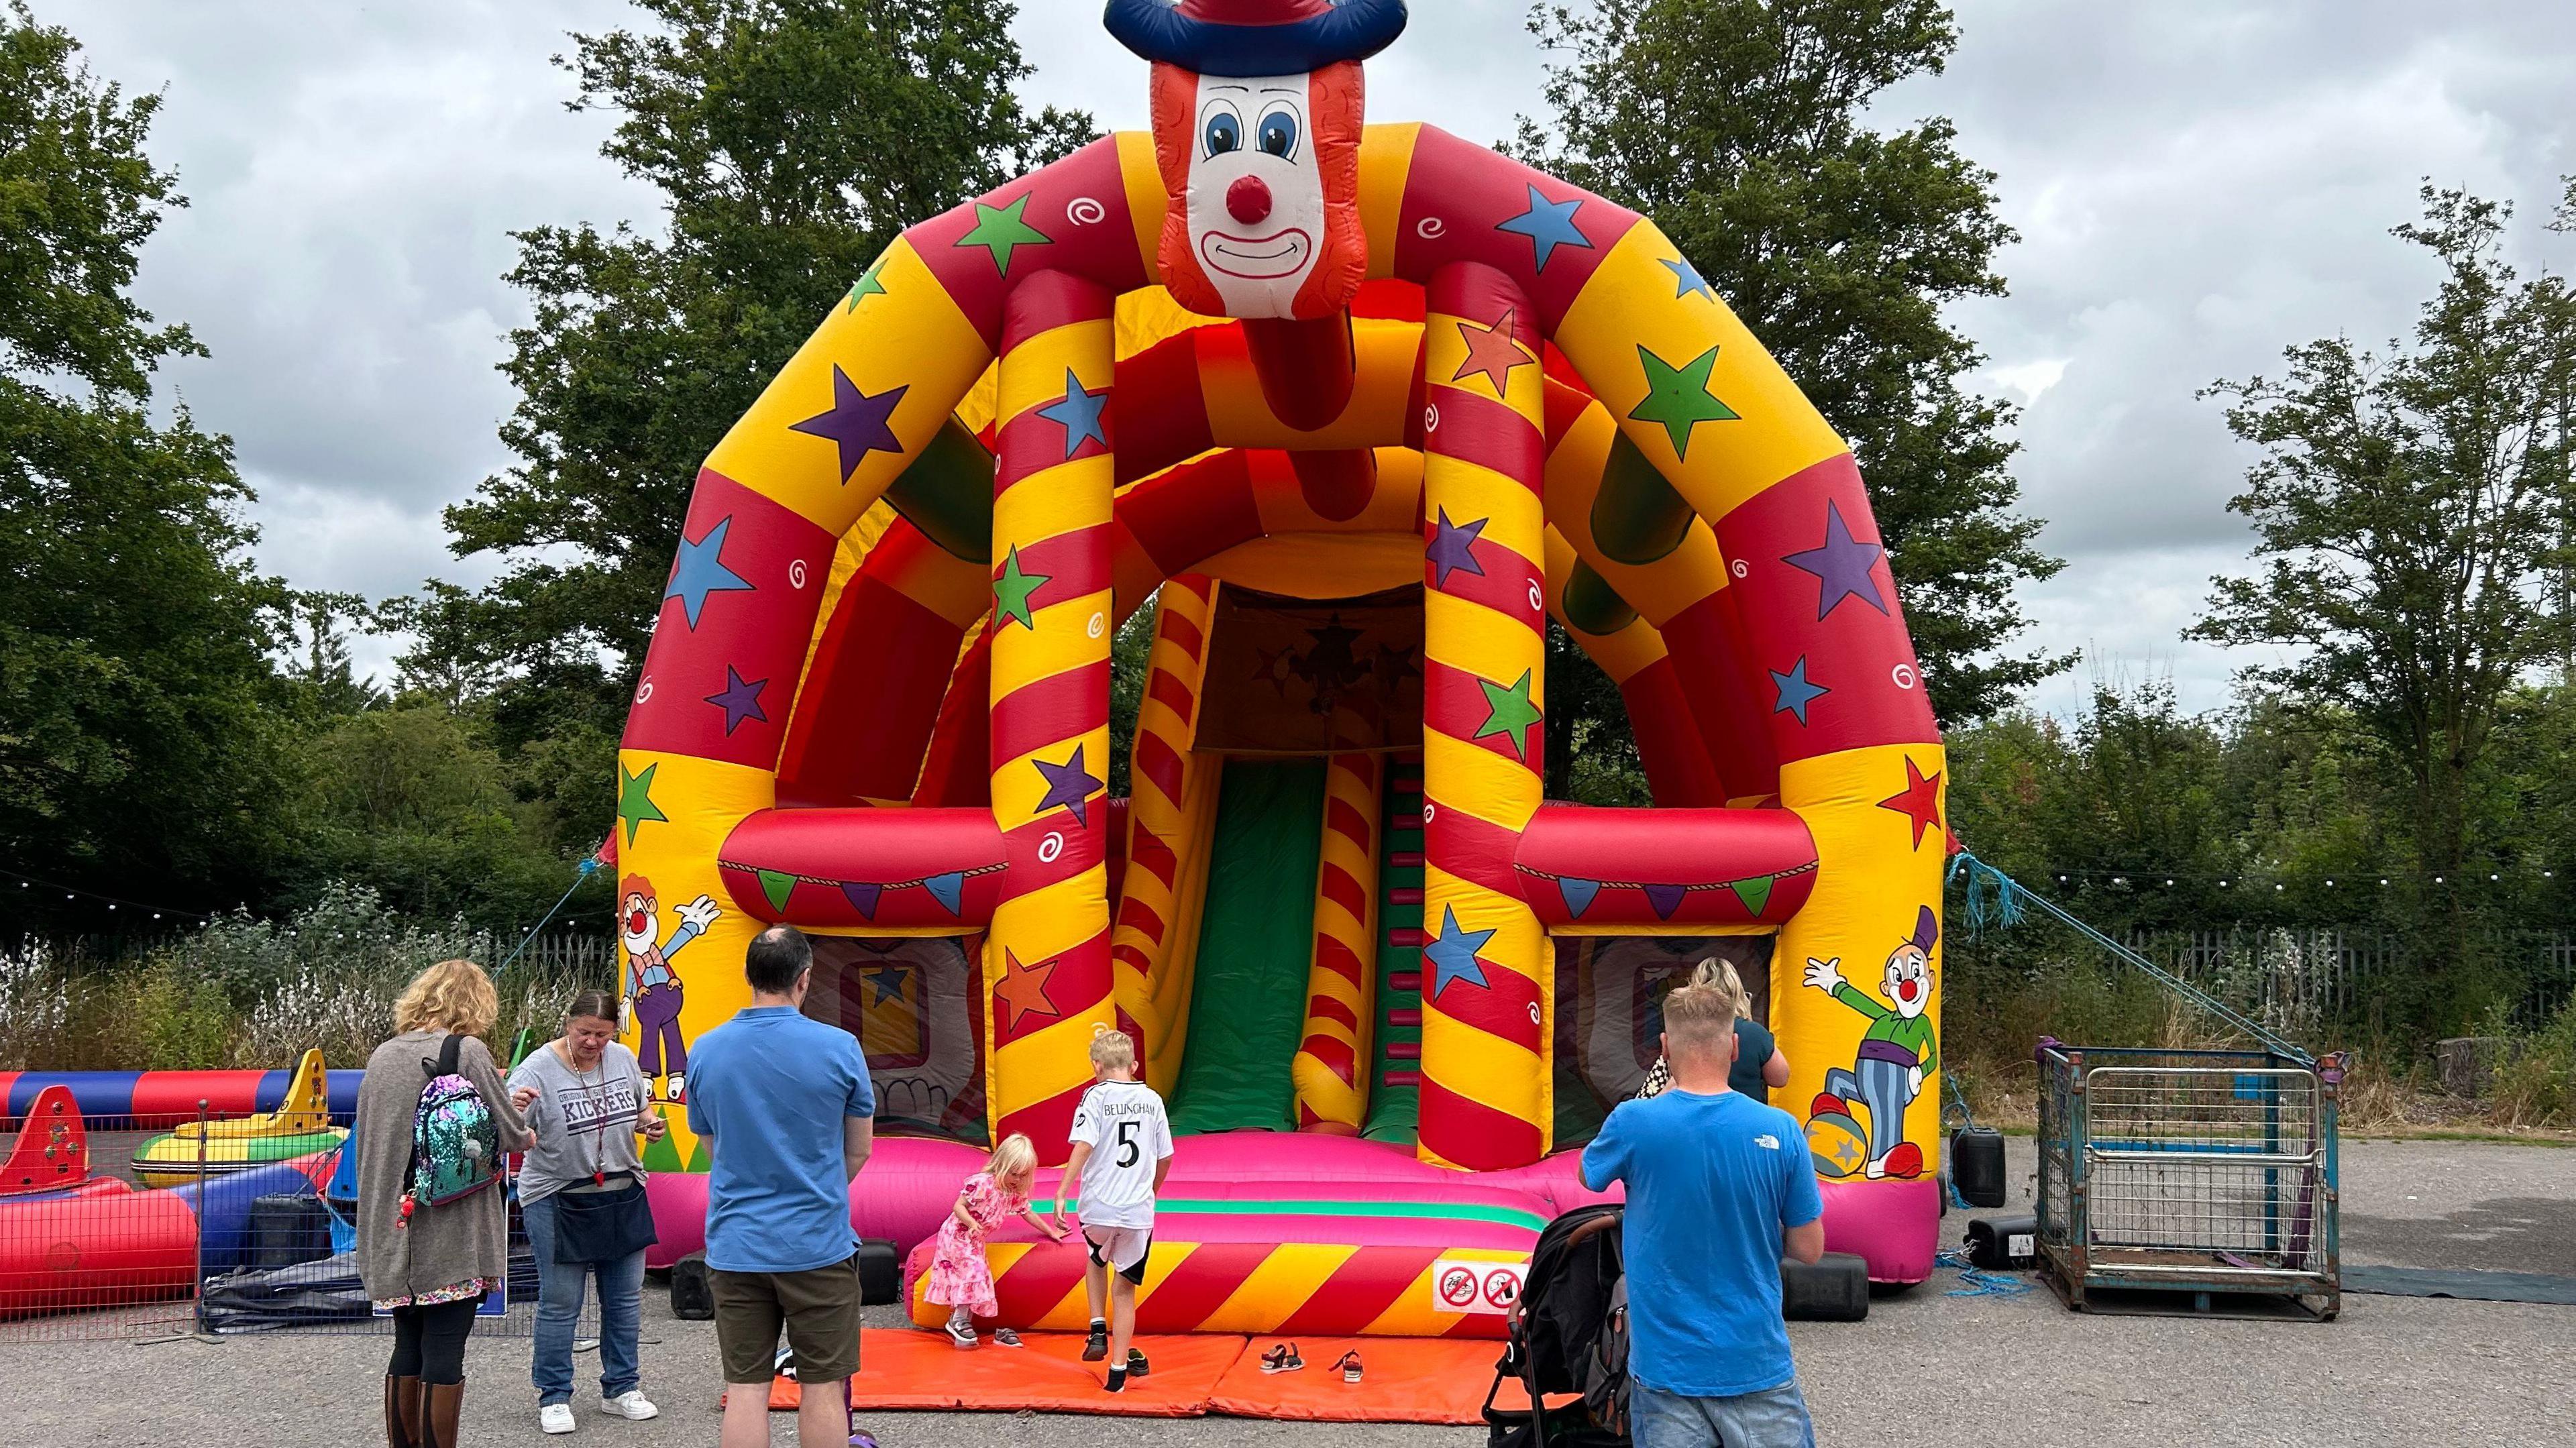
[504,992,666,1434]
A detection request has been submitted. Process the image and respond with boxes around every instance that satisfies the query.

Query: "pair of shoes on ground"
[1258,1343,1362,1383]
[944,1318,1024,1350]
[538,1391,659,1435]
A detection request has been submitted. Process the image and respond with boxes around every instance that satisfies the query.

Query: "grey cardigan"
[354,1030,533,1304]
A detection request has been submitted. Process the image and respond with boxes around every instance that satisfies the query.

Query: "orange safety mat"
[841,1329,1248,1417]
[1213,1336,1532,1425]
[765,1327,1543,1425]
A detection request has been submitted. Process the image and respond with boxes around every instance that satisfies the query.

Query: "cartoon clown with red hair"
[618,874,722,1103]
[1108,0,1406,321]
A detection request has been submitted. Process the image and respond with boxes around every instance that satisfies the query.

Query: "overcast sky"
[54,1,2576,719]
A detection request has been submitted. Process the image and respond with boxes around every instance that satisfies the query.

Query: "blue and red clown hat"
[1105,0,1408,77]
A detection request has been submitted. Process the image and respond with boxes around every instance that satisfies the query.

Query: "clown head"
[619,875,661,956]
[1883,904,1939,1019]
[1108,0,1407,319]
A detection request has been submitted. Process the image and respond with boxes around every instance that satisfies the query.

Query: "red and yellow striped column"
[986,272,1119,1161]
[1291,748,1385,1133]
[1415,261,1552,1170]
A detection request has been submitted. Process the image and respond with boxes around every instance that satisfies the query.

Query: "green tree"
[1518,0,2065,726]
[0,1,292,924]
[423,0,1093,751]
[286,706,603,934]
[2190,184,2576,1021]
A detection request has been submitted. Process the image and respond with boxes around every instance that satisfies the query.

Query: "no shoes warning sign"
[1431,1257,1528,1315]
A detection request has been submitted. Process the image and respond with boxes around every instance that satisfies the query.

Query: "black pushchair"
[1482,1204,1630,1448]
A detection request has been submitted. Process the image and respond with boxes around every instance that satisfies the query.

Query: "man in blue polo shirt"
[688,925,875,1448]
[1582,982,1825,1447]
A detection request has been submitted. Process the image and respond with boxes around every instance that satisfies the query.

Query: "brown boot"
[384,1377,420,1448]
[415,1382,464,1448]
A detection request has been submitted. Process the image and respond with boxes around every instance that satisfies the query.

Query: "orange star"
[1452,309,1534,396]
[1877,758,1945,849]
[994,948,1061,1032]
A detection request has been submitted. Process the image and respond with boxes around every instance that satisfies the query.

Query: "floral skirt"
[921,1223,998,1317]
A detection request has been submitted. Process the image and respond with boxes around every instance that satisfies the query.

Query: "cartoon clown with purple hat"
[1803,905,1939,1180]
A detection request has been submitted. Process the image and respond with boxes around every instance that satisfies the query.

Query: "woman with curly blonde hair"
[356,959,532,1448]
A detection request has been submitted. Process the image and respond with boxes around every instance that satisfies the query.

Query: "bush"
[2488,1001,2576,1129]
[0,883,606,1072]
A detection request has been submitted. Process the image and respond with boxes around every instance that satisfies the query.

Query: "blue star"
[1428,507,1487,590]
[864,964,909,1006]
[1036,369,1110,457]
[1495,184,1593,273]
[1660,255,1715,302]
[704,666,769,734]
[1424,905,1496,999]
[1780,500,1889,620]
[1770,657,1829,726]
[665,517,755,629]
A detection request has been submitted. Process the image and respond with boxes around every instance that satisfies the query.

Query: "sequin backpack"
[399,1034,502,1223]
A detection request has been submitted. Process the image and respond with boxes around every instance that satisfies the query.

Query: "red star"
[1452,309,1534,396]
[994,948,1061,1032]
[1878,758,1945,849]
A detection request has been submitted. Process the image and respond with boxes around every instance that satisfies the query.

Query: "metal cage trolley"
[2035,1040,2341,1319]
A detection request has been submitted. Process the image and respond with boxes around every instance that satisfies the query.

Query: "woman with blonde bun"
[1633,958,1791,1103]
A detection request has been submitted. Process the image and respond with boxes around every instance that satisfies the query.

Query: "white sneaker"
[539,1402,576,1435]
[599,1390,660,1422]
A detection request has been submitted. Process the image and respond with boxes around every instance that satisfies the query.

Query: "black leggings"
[387,1296,482,1386]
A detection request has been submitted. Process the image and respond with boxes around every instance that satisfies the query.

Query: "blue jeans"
[1631,1380,1815,1448]
[521,1191,647,1406]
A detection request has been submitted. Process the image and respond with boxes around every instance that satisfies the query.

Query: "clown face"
[620,885,659,956]
[1189,71,1324,309]
[1150,60,1366,320]
[1882,942,1934,1019]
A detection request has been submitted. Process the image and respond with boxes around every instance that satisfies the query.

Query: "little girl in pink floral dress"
[928,1133,1065,1348]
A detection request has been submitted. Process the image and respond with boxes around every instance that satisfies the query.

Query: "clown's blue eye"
[1203,110,1241,157]
[1258,107,1299,160]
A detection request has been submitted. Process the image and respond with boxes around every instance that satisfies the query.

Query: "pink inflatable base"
[645,1133,1937,1285]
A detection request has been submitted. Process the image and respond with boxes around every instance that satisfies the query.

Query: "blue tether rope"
[494,857,604,973]
[1945,850,2312,1064]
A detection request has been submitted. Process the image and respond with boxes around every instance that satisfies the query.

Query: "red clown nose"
[1227,174,1274,223]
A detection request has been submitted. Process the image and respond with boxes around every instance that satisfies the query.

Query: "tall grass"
[0,883,610,1072]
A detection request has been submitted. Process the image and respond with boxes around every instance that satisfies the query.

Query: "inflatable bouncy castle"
[621,0,1950,1335]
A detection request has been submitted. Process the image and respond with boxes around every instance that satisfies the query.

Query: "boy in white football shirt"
[1055,1024,1172,1392]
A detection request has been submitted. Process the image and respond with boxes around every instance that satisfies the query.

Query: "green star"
[1474,669,1544,759]
[993,545,1052,630]
[845,255,890,313]
[616,763,668,846]
[1627,344,1740,459]
[954,194,1051,276]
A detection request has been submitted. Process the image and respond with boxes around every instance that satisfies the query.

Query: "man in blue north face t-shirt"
[1582,981,1825,1448]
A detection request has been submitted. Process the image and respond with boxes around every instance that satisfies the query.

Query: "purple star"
[1031,744,1102,827]
[704,667,769,735]
[1780,500,1888,620]
[790,366,908,483]
[1428,507,1487,590]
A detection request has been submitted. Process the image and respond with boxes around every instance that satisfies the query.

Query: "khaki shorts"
[712,1256,861,1386]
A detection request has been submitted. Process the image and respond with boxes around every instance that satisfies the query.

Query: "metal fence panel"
[0,1103,587,1343]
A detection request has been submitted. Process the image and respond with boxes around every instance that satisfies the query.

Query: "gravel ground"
[1,1137,2567,1448]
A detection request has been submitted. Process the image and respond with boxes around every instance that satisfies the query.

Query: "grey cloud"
[44,2,2576,722]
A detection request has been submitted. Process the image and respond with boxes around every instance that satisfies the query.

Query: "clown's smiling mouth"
[1201,227,1313,280]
